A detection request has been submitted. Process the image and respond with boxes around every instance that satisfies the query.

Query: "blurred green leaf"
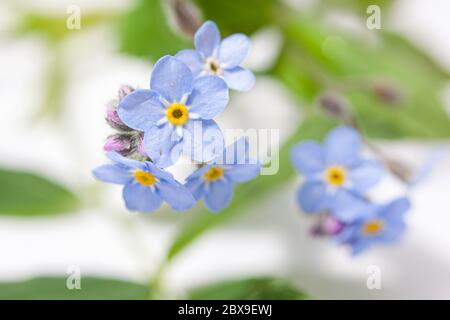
[167,114,337,260]
[33,47,66,120]
[0,276,148,299]
[15,12,114,43]
[193,0,278,35]
[0,168,78,216]
[188,277,307,300]
[118,0,189,61]
[272,17,450,139]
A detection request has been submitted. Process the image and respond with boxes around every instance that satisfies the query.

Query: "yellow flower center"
[133,170,156,186]
[203,166,224,182]
[166,103,189,126]
[362,219,384,235]
[325,165,346,187]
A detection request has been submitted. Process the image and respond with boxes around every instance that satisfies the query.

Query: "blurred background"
[0,0,449,299]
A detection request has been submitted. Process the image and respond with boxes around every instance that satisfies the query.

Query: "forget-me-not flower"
[184,138,261,212]
[92,152,195,213]
[175,21,255,91]
[334,197,410,255]
[117,55,229,168]
[291,126,384,222]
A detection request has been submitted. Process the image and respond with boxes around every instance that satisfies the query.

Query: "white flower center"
[203,57,223,75]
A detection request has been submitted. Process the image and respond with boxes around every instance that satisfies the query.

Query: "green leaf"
[188,277,307,300]
[167,114,337,260]
[118,0,189,61]
[0,168,78,216]
[0,276,149,299]
[193,0,279,35]
[272,17,450,139]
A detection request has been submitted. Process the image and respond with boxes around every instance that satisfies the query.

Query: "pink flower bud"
[322,216,344,235]
[118,84,135,101]
[103,135,130,154]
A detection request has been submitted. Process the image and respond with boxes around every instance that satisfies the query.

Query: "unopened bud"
[136,135,148,158]
[104,135,131,155]
[310,215,344,237]
[318,92,352,122]
[118,84,135,101]
[105,108,132,132]
[169,0,201,37]
[385,158,413,184]
[371,81,402,105]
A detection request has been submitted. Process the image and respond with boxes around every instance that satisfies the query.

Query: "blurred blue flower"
[291,126,384,222]
[176,21,255,91]
[117,55,229,168]
[185,138,261,212]
[334,197,410,255]
[92,152,195,213]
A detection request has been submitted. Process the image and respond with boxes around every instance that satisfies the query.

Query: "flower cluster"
[93,21,260,213]
[291,126,411,254]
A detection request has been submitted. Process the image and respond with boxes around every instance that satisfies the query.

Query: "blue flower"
[117,55,229,168]
[291,126,384,222]
[185,138,261,212]
[92,152,196,213]
[175,21,255,92]
[334,197,410,255]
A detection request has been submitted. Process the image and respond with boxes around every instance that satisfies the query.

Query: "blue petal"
[204,180,233,212]
[187,76,229,119]
[185,175,206,200]
[349,160,384,192]
[225,164,261,183]
[222,67,255,91]
[156,180,196,211]
[324,126,362,166]
[194,21,221,57]
[332,225,357,244]
[331,190,373,222]
[143,124,183,168]
[183,119,224,163]
[117,89,165,131]
[122,182,162,212]
[175,49,204,77]
[297,180,328,213]
[106,152,146,170]
[219,34,251,68]
[145,161,177,182]
[92,164,132,185]
[217,137,250,165]
[380,197,411,221]
[185,164,211,181]
[150,56,193,102]
[291,141,325,176]
[350,238,372,255]
[378,222,406,242]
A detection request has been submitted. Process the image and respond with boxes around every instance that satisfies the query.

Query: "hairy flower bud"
[310,215,344,237]
[118,84,135,101]
[105,108,131,132]
[103,134,131,155]
[105,85,135,131]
